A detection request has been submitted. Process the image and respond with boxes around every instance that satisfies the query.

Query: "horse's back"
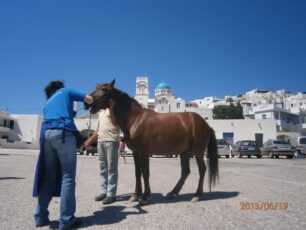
[128,110,212,155]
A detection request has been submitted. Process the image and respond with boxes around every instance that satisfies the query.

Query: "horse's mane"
[112,87,143,109]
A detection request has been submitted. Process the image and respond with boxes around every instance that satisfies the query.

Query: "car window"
[217,140,227,145]
[299,138,306,144]
[241,141,257,146]
[274,140,290,145]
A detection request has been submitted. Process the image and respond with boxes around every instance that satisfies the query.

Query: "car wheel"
[247,155,251,158]
[226,155,229,158]
[286,155,293,159]
[257,155,262,158]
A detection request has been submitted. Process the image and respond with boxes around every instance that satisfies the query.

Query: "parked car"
[217,139,230,158]
[78,139,98,156]
[289,136,306,157]
[231,140,262,158]
[261,139,295,159]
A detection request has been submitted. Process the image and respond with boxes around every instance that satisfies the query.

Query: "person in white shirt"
[85,100,120,204]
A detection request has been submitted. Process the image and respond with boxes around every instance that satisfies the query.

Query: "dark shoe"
[102,196,117,205]
[35,219,50,228]
[60,218,82,230]
[95,193,106,201]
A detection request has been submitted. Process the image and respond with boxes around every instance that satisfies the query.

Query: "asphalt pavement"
[0,148,306,230]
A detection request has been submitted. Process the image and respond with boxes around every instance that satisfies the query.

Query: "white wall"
[0,139,39,149]
[186,107,213,120]
[11,115,42,142]
[75,118,99,132]
[207,119,277,143]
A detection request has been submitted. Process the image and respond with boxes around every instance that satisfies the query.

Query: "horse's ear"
[109,79,115,89]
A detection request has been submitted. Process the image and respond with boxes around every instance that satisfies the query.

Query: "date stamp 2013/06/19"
[240,202,288,211]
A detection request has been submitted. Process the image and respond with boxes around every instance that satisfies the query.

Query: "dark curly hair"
[44,80,65,99]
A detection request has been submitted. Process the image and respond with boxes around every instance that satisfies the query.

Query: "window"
[262,114,267,119]
[223,132,234,145]
[300,138,306,144]
[274,140,290,145]
[9,120,14,129]
[177,103,180,109]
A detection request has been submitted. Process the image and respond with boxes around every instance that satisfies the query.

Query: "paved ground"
[0,148,306,230]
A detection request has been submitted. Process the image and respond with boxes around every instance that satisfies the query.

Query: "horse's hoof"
[129,195,139,202]
[191,196,201,202]
[139,199,150,206]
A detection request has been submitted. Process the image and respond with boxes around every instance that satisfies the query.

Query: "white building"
[0,112,41,149]
[0,111,20,141]
[237,89,306,135]
[207,119,277,146]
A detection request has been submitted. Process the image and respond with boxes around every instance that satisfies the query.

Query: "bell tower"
[135,76,149,108]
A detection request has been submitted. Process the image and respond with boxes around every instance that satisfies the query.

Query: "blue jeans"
[34,129,77,229]
[98,141,119,197]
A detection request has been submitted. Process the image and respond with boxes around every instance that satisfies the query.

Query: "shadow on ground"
[0,177,26,180]
[148,191,239,204]
[49,204,147,229]
[59,191,239,229]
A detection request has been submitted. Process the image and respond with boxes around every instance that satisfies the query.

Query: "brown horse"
[85,79,219,205]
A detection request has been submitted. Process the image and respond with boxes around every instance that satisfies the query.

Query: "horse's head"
[84,79,115,114]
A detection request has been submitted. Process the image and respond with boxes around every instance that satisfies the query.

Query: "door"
[255,133,263,147]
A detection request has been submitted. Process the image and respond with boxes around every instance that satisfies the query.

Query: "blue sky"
[0,0,305,115]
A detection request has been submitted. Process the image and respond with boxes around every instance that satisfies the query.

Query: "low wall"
[0,139,39,150]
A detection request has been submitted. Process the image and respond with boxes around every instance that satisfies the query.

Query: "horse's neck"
[113,94,143,137]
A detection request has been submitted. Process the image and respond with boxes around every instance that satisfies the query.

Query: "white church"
[135,77,213,119]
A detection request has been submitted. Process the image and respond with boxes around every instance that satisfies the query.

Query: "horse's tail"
[207,128,219,192]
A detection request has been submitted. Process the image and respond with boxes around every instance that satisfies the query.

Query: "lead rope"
[76,112,92,183]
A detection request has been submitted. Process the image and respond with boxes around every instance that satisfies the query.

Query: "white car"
[217,139,230,158]
[291,136,306,157]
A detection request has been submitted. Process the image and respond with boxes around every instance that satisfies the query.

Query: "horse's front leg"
[139,153,151,205]
[130,152,142,202]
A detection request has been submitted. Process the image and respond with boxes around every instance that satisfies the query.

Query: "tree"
[212,103,244,119]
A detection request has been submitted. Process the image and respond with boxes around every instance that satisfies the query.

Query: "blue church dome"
[156,82,170,89]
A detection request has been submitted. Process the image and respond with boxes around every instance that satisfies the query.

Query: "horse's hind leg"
[192,155,206,202]
[140,153,151,205]
[130,152,142,202]
[166,155,190,199]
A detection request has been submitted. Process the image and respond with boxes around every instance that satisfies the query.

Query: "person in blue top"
[33,80,93,230]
